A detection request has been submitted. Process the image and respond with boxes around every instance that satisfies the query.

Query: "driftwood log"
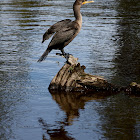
[49,55,140,96]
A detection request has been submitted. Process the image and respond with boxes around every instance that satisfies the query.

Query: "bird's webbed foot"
[63,53,70,60]
[56,52,70,60]
[61,49,71,60]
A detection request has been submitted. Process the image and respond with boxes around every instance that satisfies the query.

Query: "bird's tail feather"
[37,48,51,62]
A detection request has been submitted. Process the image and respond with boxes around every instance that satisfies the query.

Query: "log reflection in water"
[38,90,115,140]
[39,90,113,140]
[50,90,115,124]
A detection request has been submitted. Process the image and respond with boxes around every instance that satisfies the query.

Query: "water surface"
[0,0,140,139]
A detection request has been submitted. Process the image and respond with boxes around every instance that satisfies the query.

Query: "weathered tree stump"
[49,55,118,92]
[49,55,140,96]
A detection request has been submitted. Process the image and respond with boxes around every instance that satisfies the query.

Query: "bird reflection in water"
[38,91,85,140]
[38,118,74,140]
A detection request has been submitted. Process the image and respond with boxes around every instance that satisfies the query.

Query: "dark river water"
[0,0,140,139]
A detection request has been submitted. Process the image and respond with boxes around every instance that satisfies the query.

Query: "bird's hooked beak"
[82,0,94,5]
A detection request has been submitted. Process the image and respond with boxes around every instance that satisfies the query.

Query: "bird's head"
[75,0,94,5]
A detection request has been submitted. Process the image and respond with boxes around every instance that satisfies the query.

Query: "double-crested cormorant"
[38,0,94,62]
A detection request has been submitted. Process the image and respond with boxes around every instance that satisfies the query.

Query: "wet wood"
[49,55,140,96]
[127,82,140,96]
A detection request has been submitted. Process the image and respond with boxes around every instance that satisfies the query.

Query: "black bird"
[38,0,94,62]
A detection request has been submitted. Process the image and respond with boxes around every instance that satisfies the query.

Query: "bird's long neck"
[73,3,82,27]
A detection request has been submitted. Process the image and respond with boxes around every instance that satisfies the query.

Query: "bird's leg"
[61,49,70,60]
[61,49,65,56]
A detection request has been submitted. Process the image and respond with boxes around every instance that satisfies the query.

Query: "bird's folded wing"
[42,19,72,43]
[48,27,78,48]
